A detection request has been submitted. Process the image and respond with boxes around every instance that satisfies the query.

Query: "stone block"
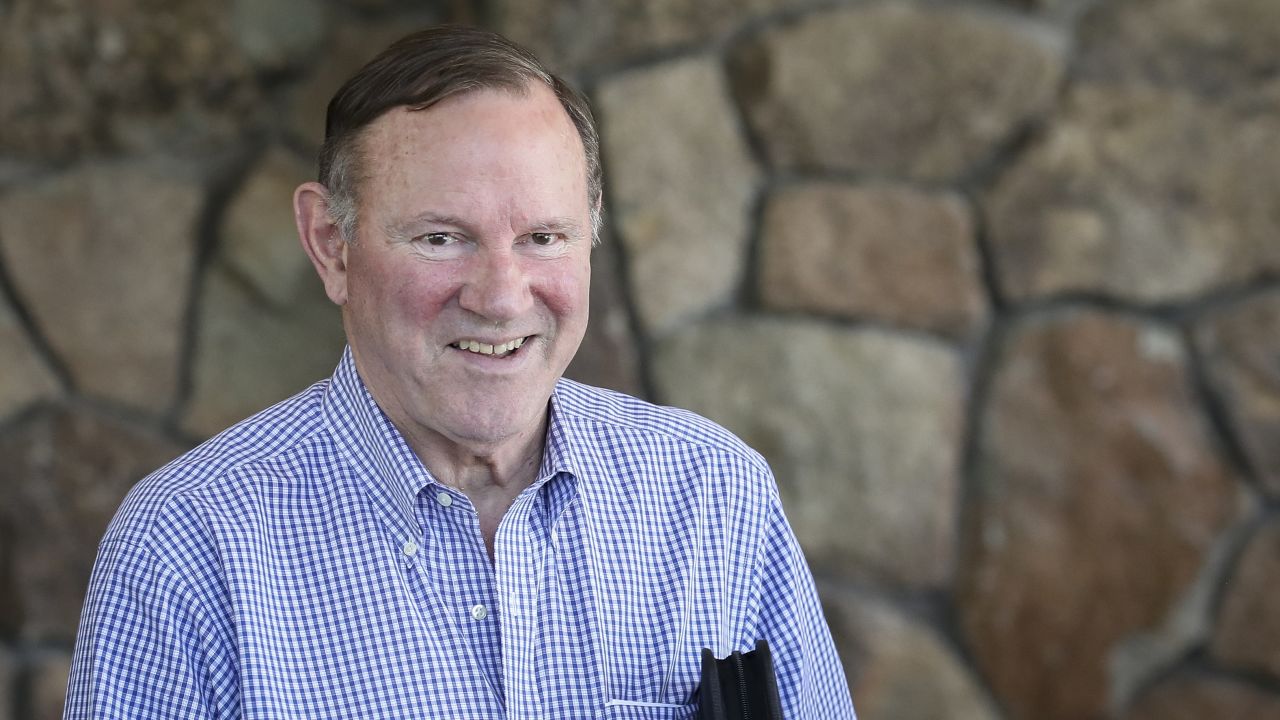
[564,238,644,397]
[824,590,999,720]
[1211,519,1280,681]
[729,2,1064,180]
[231,0,328,74]
[653,317,964,588]
[985,83,1280,303]
[0,408,184,642]
[0,296,59,422]
[957,309,1242,720]
[1123,670,1280,720]
[0,162,203,412]
[1194,289,1280,497]
[27,651,72,720]
[758,182,987,337]
[598,56,759,337]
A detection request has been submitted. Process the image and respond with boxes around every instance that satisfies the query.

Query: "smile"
[450,336,528,358]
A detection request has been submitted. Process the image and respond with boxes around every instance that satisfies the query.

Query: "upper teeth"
[455,337,526,355]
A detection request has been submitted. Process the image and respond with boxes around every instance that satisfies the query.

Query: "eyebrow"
[383,213,587,240]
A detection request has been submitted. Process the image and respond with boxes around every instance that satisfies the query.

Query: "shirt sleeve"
[64,538,238,719]
[754,490,858,719]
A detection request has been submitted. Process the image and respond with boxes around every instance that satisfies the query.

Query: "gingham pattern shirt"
[66,349,855,719]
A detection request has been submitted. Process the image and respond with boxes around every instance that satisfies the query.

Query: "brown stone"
[1077,0,1280,93]
[1123,670,1280,720]
[597,56,760,337]
[1211,519,1280,680]
[653,317,964,588]
[0,0,259,163]
[183,265,346,439]
[28,651,72,720]
[0,296,59,421]
[220,146,316,308]
[758,182,987,337]
[0,407,185,642]
[564,238,644,397]
[286,14,442,148]
[824,590,999,720]
[0,162,203,412]
[985,82,1280,303]
[490,0,807,73]
[1194,289,1280,497]
[729,3,1064,180]
[957,309,1242,720]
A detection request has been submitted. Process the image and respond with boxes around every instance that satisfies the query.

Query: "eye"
[530,232,558,246]
[417,232,457,247]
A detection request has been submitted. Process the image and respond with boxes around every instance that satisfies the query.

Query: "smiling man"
[66,26,855,719]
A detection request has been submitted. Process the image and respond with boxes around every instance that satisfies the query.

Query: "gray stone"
[1077,0,1280,93]
[957,309,1242,720]
[598,57,760,337]
[490,0,807,72]
[653,317,964,588]
[758,182,987,338]
[1123,670,1280,720]
[0,162,203,412]
[28,651,72,720]
[0,0,259,162]
[183,264,346,438]
[564,238,644,397]
[231,0,328,74]
[220,146,316,308]
[985,82,1280,303]
[0,407,185,642]
[0,647,13,720]
[729,3,1064,180]
[1194,289,1280,497]
[1211,519,1280,680]
[0,296,59,421]
[823,590,999,720]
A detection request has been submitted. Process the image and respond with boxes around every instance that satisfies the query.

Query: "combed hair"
[318,25,602,243]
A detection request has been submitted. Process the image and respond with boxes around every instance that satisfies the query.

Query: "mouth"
[449,336,530,359]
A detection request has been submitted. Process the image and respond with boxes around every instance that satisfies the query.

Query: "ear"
[295,181,350,306]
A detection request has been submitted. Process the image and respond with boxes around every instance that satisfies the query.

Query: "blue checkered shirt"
[66,349,855,718]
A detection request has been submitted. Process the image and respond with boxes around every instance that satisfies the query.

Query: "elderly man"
[66,26,855,719]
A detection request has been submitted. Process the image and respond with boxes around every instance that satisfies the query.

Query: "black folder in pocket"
[697,639,785,719]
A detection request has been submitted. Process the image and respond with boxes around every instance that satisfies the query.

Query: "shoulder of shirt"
[101,379,331,548]
[553,378,772,474]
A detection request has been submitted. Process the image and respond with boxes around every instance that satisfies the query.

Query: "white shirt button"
[402,540,418,557]
[436,492,453,508]
[470,604,488,621]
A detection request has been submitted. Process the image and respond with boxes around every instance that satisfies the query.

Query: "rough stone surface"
[0,407,184,642]
[221,146,316,308]
[598,57,760,337]
[758,183,987,337]
[490,0,806,72]
[183,265,347,438]
[0,162,203,412]
[958,309,1241,720]
[0,0,259,163]
[1123,670,1280,720]
[28,651,72,720]
[0,297,59,421]
[1194,289,1280,497]
[985,82,1280,303]
[1077,0,1280,93]
[231,0,328,74]
[1211,519,1280,680]
[824,590,999,720]
[653,317,964,587]
[0,648,12,720]
[287,15,441,147]
[730,3,1064,180]
[564,238,644,397]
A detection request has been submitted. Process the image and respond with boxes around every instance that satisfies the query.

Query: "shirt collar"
[322,346,582,531]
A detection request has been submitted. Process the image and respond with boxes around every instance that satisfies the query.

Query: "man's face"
[339,85,592,453]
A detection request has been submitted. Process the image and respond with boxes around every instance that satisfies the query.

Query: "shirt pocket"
[597,701,698,720]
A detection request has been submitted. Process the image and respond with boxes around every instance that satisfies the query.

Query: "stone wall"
[1,0,1277,717]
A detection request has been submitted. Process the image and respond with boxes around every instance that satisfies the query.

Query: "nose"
[458,247,534,322]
